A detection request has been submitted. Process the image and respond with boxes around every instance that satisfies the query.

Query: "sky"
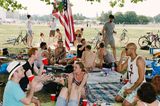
[16,0,160,17]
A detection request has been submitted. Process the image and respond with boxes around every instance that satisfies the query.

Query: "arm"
[78,73,88,91]
[99,49,104,66]
[102,26,105,41]
[68,73,73,94]
[117,50,128,73]
[20,79,37,105]
[78,45,85,51]
[129,57,145,90]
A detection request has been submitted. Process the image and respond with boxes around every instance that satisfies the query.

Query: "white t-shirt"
[50,21,56,30]
[26,19,32,31]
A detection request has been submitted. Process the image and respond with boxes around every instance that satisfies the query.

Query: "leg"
[56,87,68,106]
[30,35,33,47]
[115,95,124,103]
[122,100,133,106]
[31,97,41,106]
[68,84,79,106]
[110,39,116,60]
[27,35,31,47]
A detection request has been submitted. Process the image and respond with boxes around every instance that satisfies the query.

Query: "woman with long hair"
[56,62,88,106]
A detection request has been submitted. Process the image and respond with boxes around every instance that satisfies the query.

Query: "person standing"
[102,14,117,60]
[26,15,33,48]
[115,43,146,106]
[49,18,56,44]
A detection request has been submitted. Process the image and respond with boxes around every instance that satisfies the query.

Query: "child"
[40,33,45,43]
[56,28,62,41]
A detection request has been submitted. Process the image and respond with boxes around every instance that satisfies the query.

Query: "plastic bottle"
[111,62,115,71]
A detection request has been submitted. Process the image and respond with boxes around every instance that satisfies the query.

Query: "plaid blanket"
[86,82,123,104]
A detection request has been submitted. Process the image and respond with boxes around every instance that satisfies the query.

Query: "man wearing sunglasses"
[115,43,146,106]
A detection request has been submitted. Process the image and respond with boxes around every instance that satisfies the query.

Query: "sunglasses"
[125,48,128,51]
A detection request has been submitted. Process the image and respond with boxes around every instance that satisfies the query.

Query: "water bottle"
[111,62,115,71]
[120,76,123,83]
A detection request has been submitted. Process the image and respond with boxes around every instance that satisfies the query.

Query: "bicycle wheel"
[120,33,129,45]
[155,38,160,48]
[138,36,149,47]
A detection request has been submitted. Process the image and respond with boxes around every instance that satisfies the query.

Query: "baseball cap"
[7,61,23,80]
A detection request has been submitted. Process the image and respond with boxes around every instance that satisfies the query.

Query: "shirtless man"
[54,40,66,64]
[81,45,96,71]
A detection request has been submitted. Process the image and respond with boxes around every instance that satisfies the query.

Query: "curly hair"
[137,82,157,104]
[152,75,160,94]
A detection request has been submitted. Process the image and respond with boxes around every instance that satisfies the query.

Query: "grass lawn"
[0,24,159,106]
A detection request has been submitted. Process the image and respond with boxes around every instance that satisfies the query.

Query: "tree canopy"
[0,0,144,11]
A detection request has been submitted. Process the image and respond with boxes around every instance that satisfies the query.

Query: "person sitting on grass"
[39,32,45,43]
[56,62,88,106]
[19,48,50,92]
[152,75,160,94]
[115,43,146,106]
[81,45,96,71]
[77,38,86,58]
[136,82,160,106]
[56,28,62,41]
[54,40,66,65]
[3,61,40,106]
[95,42,115,68]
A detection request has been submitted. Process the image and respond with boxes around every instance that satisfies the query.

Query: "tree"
[124,11,139,24]
[0,0,144,11]
[138,15,149,24]
[114,12,125,24]
[154,14,160,23]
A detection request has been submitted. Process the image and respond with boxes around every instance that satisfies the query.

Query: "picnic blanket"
[86,82,123,105]
[86,70,123,105]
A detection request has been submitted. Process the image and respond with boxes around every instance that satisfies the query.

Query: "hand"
[121,49,126,58]
[124,88,133,95]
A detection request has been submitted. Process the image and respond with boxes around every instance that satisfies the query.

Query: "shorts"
[104,39,115,48]
[56,96,78,106]
[27,30,32,36]
[117,82,138,104]
[49,30,55,37]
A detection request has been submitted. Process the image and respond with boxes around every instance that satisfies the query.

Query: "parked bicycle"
[88,28,103,49]
[3,30,28,45]
[138,31,160,48]
[120,29,129,46]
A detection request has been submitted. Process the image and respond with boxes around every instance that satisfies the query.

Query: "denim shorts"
[27,30,32,36]
[56,96,78,106]
[118,82,138,103]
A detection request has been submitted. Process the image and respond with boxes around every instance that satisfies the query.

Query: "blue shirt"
[3,80,26,106]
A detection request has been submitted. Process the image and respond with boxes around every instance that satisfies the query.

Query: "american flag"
[52,0,75,51]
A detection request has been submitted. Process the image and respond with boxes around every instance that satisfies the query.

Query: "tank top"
[127,55,146,84]
[72,73,85,86]
[143,100,160,106]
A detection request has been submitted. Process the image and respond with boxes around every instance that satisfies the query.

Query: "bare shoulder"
[137,56,145,65]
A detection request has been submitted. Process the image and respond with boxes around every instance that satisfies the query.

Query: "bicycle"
[138,31,160,48]
[120,29,129,46]
[88,28,103,49]
[3,30,28,45]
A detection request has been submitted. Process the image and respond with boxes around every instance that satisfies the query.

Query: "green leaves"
[86,0,143,7]
[0,0,26,11]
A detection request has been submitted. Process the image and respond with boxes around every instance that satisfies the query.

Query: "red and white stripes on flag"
[52,0,75,51]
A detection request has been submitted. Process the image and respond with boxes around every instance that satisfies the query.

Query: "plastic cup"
[50,94,56,101]
[28,75,34,82]
[42,58,48,65]
[82,99,88,106]
[93,103,97,106]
